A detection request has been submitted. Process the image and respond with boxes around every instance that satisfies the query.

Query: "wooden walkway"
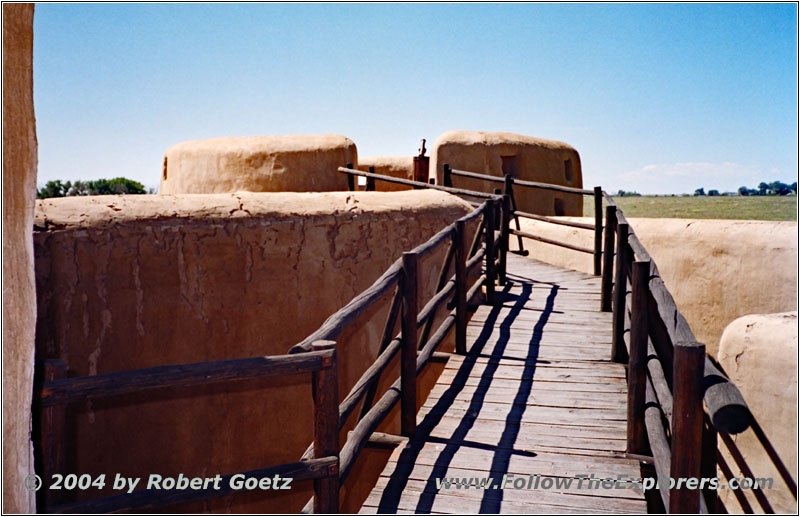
[360,255,649,514]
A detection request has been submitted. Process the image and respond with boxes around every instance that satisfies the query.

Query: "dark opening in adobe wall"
[554,198,565,216]
[501,155,519,177]
[564,158,573,184]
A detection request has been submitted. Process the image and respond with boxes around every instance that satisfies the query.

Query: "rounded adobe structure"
[431,130,583,216]
[160,134,358,194]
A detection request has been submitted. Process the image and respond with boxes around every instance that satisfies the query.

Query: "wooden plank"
[423,415,629,441]
[433,373,627,394]
[368,477,647,513]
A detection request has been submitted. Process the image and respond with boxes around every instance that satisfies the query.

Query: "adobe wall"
[514,217,798,356]
[159,135,358,194]
[356,156,414,192]
[34,190,473,512]
[2,4,37,513]
[430,130,584,216]
[717,312,798,513]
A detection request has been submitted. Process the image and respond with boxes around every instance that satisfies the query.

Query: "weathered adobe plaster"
[431,130,584,216]
[159,134,358,194]
[34,190,472,512]
[513,217,798,357]
[356,156,415,192]
[717,312,798,513]
[2,3,37,513]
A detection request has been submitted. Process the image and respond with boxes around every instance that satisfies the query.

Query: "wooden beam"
[401,252,418,437]
[627,260,650,454]
[311,340,339,514]
[593,186,603,276]
[601,205,616,312]
[669,341,705,513]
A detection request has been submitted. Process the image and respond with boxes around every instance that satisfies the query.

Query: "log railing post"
[443,163,452,187]
[611,222,630,362]
[346,163,354,192]
[311,340,339,514]
[454,220,467,355]
[669,341,706,513]
[484,199,497,305]
[593,186,603,276]
[366,166,376,192]
[401,252,419,437]
[37,359,67,510]
[627,260,650,454]
[499,175,512,285]
[601,205,617,312]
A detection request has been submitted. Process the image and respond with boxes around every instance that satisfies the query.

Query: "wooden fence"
[34,346,340,513]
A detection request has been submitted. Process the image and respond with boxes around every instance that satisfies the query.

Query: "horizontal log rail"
[514,209,596,230]
[511,228,594,254]
[448,167,594,195]
[38,350,334,407]
[339,166,496,199]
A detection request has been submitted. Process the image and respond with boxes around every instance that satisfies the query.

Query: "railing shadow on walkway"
[373,280,559,513]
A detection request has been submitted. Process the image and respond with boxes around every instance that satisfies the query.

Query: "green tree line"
[37,178,151,198]
[694,180,797,197]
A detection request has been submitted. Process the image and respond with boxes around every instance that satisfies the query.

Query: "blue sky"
[33,3,797,194]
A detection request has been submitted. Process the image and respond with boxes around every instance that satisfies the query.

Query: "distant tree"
[738,186,749,196]
[37,177,147,198]
[37,180,70,198]
[791,182,798,194]
[694,188,706,196]
[758,182,769,195]
[708,189,720,196]
[615,190,642,197]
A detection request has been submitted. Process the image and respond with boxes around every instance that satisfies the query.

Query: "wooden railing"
[603,192,753,513]
[443,164,605,275]
[33,345,340,513]
[339,165,756,514]
[289,198,501,512]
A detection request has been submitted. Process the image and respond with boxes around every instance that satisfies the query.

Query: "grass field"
[583,195,797,221]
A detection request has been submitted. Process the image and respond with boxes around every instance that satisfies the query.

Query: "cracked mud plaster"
[33,190,471,512]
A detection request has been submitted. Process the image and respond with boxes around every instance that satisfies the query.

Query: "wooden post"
[611,222,629,363]
[669,341,706,514]
[346,163,354,192]
[366,166,376,191]
[454,220,467,355]
[38,359,67,510]
[499,175,512,285]
[601,205,617,312]
[401,252,419,437]
[484,199,496,305]
[627,260,650,454]
[593,186,603,276]
[311,340,339,514]
[443,163,452,187]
